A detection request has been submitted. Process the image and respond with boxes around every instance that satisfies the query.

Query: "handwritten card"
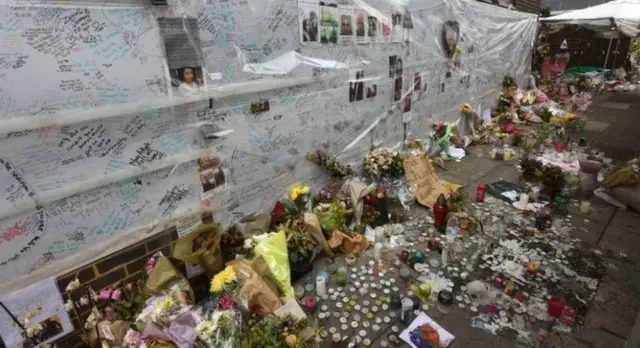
[403,155,460,207]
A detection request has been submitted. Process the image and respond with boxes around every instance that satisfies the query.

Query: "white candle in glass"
[519,193,529,208]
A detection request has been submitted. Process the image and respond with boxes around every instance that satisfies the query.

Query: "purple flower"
[98,289,112,301]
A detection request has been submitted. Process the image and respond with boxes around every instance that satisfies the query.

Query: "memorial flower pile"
[195,310,241,348]
[364,148,404,178]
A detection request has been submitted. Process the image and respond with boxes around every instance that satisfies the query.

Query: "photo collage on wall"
[298,0,411,45]
[157,17,206,98]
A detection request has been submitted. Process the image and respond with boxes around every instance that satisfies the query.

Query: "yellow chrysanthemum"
[550,116,564,125]
[289,185,310,201]
[566,113,577,121]
[210,265,237,293]
[460,104,472,113]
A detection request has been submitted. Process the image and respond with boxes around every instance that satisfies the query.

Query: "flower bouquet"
[150,295,190,327]
[363,185,389,228]
[288,184,311,213]
[195,310,241,348]
[313,201,351,234]
[143,255,194,304]
[364,148,404,179]
[140,293,197,348]
[173,224,223,276]
[306,149,355,178]
[210,262,282,316]
[96,277,147,321]
[285,219,317,268]
[221,225,252,262]
[240,314,317,348]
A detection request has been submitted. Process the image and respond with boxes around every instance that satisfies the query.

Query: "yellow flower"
[159,298,176,309]
[460,104,472,113]
[497,132,508,139]
[566,113,577,121]
[210,265,237,293]
[550,116,564,125]
[289,185,310,201]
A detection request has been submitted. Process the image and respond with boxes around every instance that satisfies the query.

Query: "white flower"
[64,299,74,312]
[80,296,90,306]
[65,278,81,292]
[89,288,99,302]
[26,327,34,337]
[243,238,253,249]
[382,165,389,170]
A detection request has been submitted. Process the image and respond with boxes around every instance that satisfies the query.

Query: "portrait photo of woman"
[302,11,318,42]
[171,66,204,97]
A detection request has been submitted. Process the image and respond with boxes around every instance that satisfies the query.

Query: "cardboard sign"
[403,155,460,207]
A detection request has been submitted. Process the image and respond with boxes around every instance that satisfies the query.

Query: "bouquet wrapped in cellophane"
[195,310,241,348]
[173,224,223,276]
[210,262,282,316]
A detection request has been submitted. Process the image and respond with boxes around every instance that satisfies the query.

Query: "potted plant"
[541,165,566,198]
[520,157,543,182]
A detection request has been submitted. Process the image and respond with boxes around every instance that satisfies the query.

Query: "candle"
[441,247,449,266]
[579,200,591,214]
[401,298,414,324]
[374,243,383,260]
[316,276,327,296]
[503,150,511,161]
[303,296,318,313]
[294,284,305,299]
[518,193,529,208]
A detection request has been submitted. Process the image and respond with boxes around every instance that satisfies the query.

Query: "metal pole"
[595,37,614,104]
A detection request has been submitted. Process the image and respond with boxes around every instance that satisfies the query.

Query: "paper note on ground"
[0,277,73,347]
[400,314,455,347]
[403,155,460,207]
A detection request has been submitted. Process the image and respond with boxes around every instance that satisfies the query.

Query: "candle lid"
[438,290,454,304]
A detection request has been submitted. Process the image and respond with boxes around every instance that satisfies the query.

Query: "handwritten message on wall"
[0,0,536,285]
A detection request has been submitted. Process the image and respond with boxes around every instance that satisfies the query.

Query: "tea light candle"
[345,253,357,266]
[503,150,511,161]
[519,193,529,208]
[316,276,327,296]
[579,200,591,214]
[374,243,383,260]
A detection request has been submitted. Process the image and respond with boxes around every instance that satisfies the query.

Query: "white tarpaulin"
[541,0,640,37]
[0,0,536,293]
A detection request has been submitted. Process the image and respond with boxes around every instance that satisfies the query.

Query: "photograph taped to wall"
[389,55,403,78]
[319,2,339,44]
[158,17,205,97]
[367,15,379,43]
[393,76,403,102]
[198,155,230,196]
[299,0,320,44]
[349,69,364,102]
[339,5,356,44]
[391,11,402,42]
[355,9,366,44]
[250,99,271,114]
[366,82,377,99]
[380,13,392,43]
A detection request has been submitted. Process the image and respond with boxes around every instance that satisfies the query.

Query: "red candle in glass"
[433,194,449,232]
[303,296,318,313]
[547,296,564,318]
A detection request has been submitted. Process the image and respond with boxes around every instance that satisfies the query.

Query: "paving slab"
[585,271,640,337]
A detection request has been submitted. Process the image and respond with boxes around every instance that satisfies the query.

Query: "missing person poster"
[157,17,206,98]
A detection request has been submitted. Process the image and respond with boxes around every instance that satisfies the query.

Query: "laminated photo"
[339,5,356,45]
[299,0,320,44]
[355,9,367,44]
[391,11,403,42]
[381,13,392,43]
[157,17,206,98]
[349,69,364,102]
[319,2,339,44]
[198,155,230,197]
[367,15,379,44]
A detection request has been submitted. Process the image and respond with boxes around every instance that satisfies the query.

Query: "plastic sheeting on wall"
[0,0,536,291]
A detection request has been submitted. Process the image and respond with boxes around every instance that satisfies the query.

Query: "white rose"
[65,278,81,292]
[80,296,89,306]
[64,299,74,312]
[26,328,34,337]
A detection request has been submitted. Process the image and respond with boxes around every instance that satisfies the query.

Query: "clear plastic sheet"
[0,0,536,290]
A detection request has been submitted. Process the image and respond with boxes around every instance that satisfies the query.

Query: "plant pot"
[289,252,313,282]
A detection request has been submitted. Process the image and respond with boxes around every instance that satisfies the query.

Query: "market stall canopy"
[540,0,640,37]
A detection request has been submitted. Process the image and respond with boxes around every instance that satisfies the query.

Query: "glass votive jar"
[437,290,454,314]
[345,253,357,266]
[336,266,348,286]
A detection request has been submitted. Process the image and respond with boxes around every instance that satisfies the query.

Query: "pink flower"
[98,289,112,301]
[145,258,157,268]
[219,295,235,310]
[111,289,122,301]
[123,329,141,344]
[125,283,134,292]
[104,306,114,317]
